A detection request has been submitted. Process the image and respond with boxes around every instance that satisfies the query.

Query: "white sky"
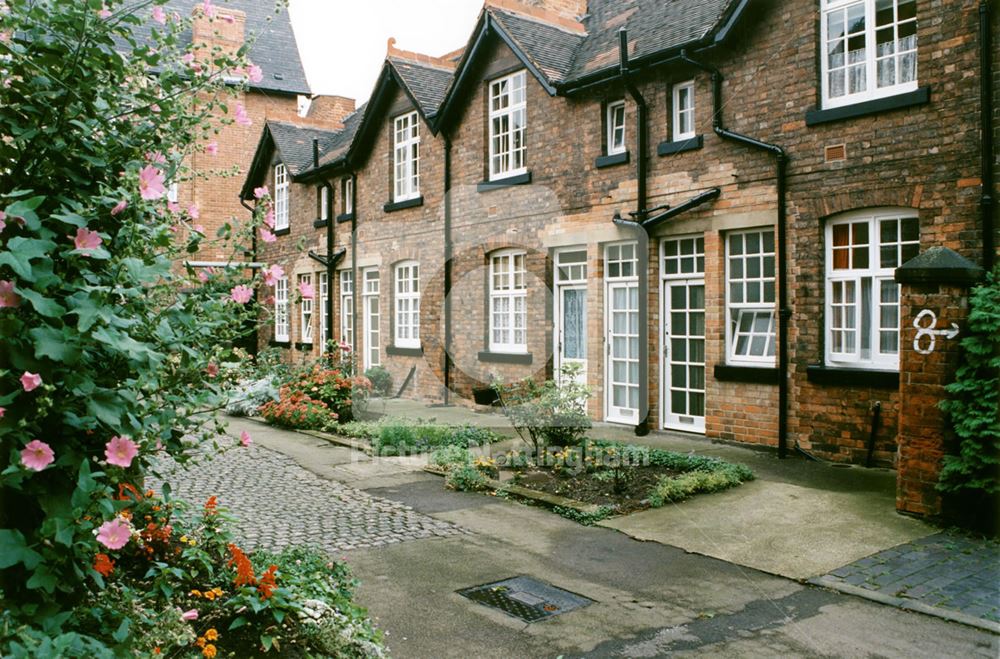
[289,0,485,104]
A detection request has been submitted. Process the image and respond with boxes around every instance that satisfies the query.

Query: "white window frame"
[820,0,918,109]
[725,229,777,365]
[343,177,353,215]
[319,185,330,221]
[488,70,527,181]
[362,268,381,368]
[274,163,289,231]
[339,270,353,346]
[825,209,918,370]
[299,273,313,344]
[489,250,528,354]
[393,111,420,202]
[672,80,696,141]
[166,182,179,203]
[274,277,289,342]
[606,100,626,155]
[319,272,329,352]
[394,261,420,348]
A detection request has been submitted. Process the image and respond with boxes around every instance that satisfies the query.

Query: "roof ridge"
[386,38,458,71]
[485,0,587,36]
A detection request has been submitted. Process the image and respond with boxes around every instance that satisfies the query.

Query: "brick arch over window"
[805,186,923,222]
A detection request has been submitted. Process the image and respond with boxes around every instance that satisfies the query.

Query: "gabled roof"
[489,8,586,85]
[241,121,340,198]
[388,57,454,120]
[142,0,310,95]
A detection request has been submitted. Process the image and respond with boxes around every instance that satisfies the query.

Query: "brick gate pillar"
[894,247,984,517]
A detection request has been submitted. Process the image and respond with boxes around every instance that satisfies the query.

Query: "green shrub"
[449,425,501,447]
[494,363,592,453]
[338,419,386,440]
[364,366,393,397]
[446,465,489,492]
[374,423,416,455]
[648,465,752,506]
[552,505,614,526]
[372,421,501,454]
[431,445,472,469]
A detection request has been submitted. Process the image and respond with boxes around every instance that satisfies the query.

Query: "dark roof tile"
[389,58,454,118]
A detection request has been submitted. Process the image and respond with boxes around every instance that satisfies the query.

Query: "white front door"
[556,285,587,385]
[604,243,639,424]
[362,268,380,370]
[660,235,706,432]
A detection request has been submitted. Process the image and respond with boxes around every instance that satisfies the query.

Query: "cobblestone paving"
[149,444,464,553]
[817,532,1000,624]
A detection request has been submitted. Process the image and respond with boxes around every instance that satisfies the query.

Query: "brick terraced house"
[242,0,997,517]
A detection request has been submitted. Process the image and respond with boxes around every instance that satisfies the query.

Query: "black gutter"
[351,177,359,360]
[980,1,995,272]
[680,49,789,459]
[618,29,651,436]
[240,197,258,263]
[642,188,721,231]
[443,134,453,403]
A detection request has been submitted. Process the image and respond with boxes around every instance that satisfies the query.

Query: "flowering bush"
[259,386,338,431]
[278,364,373,424]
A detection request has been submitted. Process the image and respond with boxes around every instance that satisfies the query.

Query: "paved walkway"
[811,531,1000,632]
[150,442,463,553]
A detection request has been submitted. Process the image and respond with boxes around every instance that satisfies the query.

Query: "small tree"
[493,363,592,455]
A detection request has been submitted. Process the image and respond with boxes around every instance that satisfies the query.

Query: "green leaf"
[228,616,247,631]
[260,635,274,652]
[30,326,77,363]
[111,618,130,643]
[0,529,43,569]
[86,390,124,426]
[16,287,66,318]
[26,564,58,592]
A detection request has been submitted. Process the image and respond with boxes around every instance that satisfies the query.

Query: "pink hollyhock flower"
[111,199,128,216]
[96,518,131,550]
[299,281,315,299]
[151,5,166,23]
[247,64,263,84]
[253,186,268,199]
[187,204,200,219]
[230,285,253,304]
[21,440,54,471]
[240,431,252,447]
[197,270,210,283]
[138,165,166,200]
[20,372,41,392]
[72,227,103,252]
[235,104,252,127]
[145,151,166,164]
[167,201,181,214]
[105,435,139,468]
[263,264,284,286]
[205,141,218,156]
[191,224,205,234]
[201,0,215,18]
[181,52,195,66]
[0,407,5,418]
[181,609,198,621]
[260,228,276,243]
[205,362,219,377]
[0,280,20,308]
[0,209,6,232]
[264,209,275,228]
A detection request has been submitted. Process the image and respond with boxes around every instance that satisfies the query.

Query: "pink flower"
[235,104,252,127]
[167,201,181,214]
[181,609,199,621]
[111,199,128,216]
[247,64,263,84]
[0,407,5,418]
[72,227,103,252]
[253,186,268,199]
[240,431,252,447]
[264,209,275,228]
[205,362,219,377]
[20,372,41,392]
[191,224,205,235]
[181,52,195,66]
[299,281,315,299]
[197,270,210,283]
[260,228,276,243]
[20,440,54,471]
[145,151,166,164]
[230,285,253,304]
[0,280,20,308]
[201,0,215,18]
[150,104,161,114]
[99,6,111,19]
[187,204,200,220]
[205,141,218,156]
[105,435,139,468]
[0,209,6,232]
[96,518,131,550]
[263,264,284,286]
[151,5,166,24]
[138,165,166,200]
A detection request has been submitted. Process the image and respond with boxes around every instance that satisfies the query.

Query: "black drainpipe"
[980,1,995,272]
[618,28,651,436]
[443,134,453,404]
[351,174,358,359]
[680,49,789,459]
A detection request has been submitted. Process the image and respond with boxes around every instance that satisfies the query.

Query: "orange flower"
[93,553,114,577]
[195,636,206,648]
[227,544,256,587]
[204,628,219,641]
[203,589,216,600]
[189,589,202,597]
[202,644,217,658]
[204,496,218,515]
[211,587,224,597]
[257,564,278,600]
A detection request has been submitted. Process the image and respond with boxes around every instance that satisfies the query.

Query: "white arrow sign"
[913,309,960,355]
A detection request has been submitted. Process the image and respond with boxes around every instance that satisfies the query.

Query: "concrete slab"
[599,479,934,580]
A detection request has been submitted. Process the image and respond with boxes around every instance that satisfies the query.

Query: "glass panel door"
[362,268,380,370]
[606,281,639,424]
[663,280,705,432]
[557,286,587,385]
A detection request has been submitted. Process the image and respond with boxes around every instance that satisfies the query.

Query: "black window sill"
[313,218,329,229]
[805,87,930,126]
[294,342,313,352]
[595,151,629,169]
[478,351,533,365]
[336,212,355,224]
[657,135,703,156]
[806,365,899,388]
[383,196,424,213]
[477,171,532,193]
[269,340,290,349]
[713,364,780,384]
[273,227,291,237]
[386,345,423,357]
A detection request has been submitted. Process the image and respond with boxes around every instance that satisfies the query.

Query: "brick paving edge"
[807,576,1000,635]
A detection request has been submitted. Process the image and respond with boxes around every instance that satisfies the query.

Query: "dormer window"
[274,163,289,231]
[393,111,420,202]
[606,100,626,155]
[488,70,527,181]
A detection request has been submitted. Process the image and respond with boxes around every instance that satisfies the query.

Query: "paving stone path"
[813,532,1000,627]
[149,444,464,553]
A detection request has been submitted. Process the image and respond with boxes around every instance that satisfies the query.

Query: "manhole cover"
[458,576,592,622]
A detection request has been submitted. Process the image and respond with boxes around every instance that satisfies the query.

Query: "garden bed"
[510,464,683,515]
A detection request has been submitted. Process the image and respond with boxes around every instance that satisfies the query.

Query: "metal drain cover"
[458,576,592,622]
